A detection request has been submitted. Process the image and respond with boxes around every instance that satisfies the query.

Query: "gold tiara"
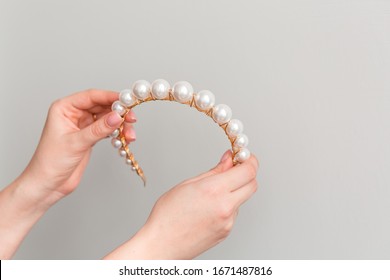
[110,79,250,186]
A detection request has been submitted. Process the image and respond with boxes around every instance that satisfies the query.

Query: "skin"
[0,89,259,260]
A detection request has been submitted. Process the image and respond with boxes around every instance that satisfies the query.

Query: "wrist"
[0,173,57,259]
[103,224,177,260]
[11,172,62,219]
[19,163,66,209]
[9,174,54,218]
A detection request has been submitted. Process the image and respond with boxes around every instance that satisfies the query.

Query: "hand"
[1,89,137,259]
[104,151,259,259]
[20,89,137,205]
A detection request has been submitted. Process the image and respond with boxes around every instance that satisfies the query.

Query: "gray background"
[0,0,389,259]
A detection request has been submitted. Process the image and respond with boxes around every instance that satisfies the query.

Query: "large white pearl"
[132,80,151,100]
[111,138,122,149]
[226,119,244,137]
[126,158,133,165]
[151,79,170,99]
[119,89,137,107]
[110,128,120,138]
[172,81,194,103]
[212,104,232,124]
[111,100,127,116]
[234,133,249,149]
[234,148,251,163]
[194,90,215,110]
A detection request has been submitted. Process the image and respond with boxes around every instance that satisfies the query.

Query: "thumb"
[183,150,234,185]
[78,111,123,147]
[210,150,234,174]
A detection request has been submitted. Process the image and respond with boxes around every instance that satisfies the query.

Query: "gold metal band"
[120,89,240,186]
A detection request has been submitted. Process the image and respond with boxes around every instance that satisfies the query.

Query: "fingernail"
[107,112,122,127]
[220,150,231,163]
[127,111,137,123]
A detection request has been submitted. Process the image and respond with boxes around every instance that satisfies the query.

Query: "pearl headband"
[110,79,250,185]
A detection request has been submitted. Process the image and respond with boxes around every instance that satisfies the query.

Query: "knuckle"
[61,179,79,196]
[221,219,234,238]
[49,99,63,112]
[251,154,260,169]
[217,204,234,220]
[246,163,258,179]
[90,122,104,138]
[251,180,258,194]
[85,88,97,94]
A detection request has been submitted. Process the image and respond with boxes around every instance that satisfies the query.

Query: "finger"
[212,155,259,192]
[94,109,112,120]
[78,108,112,129]
[230,179,258,208]
[202,150,234,177]
[87,105,112,114]
[123,122,136,143]
[77,111,123,148]
[64,89,119,110]
[124,110,137,123]
[182,150,234,185]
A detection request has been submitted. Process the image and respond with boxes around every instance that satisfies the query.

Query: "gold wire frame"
[118,89,240,186]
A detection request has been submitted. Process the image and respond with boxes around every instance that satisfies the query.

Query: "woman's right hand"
[104,151,259,259]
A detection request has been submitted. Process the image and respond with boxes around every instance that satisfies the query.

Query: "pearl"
[226,119,244,137]
[234,133,249,149]
[131,166,137,171]
[132,80,151,100]
[151,79,170,99]
[119,148,127,157]
[194,90,215,110]
[172,81,194,103]
[126,158,133,165]
[234,148,251,163]
[119,89,136,107]
[111,100,127,116]
[212,104,232,124]
[110,128,120,138]
[111,138,122,149]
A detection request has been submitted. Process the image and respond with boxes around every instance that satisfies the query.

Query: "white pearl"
[132,80,151,100]
[234,148,251,163]
[111,138,122,149]
[234,133,249,149]
[194,90,215,110]
[119,89,136,107]
[111,100,126,116]
[126,158,133,165]
[212,104,232,124]
[151,79,170,99]
[131,166,137,171]
[119,148,127,157]
[110,129,120,138]
[226,119,244,137]
[172,81,194,103]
